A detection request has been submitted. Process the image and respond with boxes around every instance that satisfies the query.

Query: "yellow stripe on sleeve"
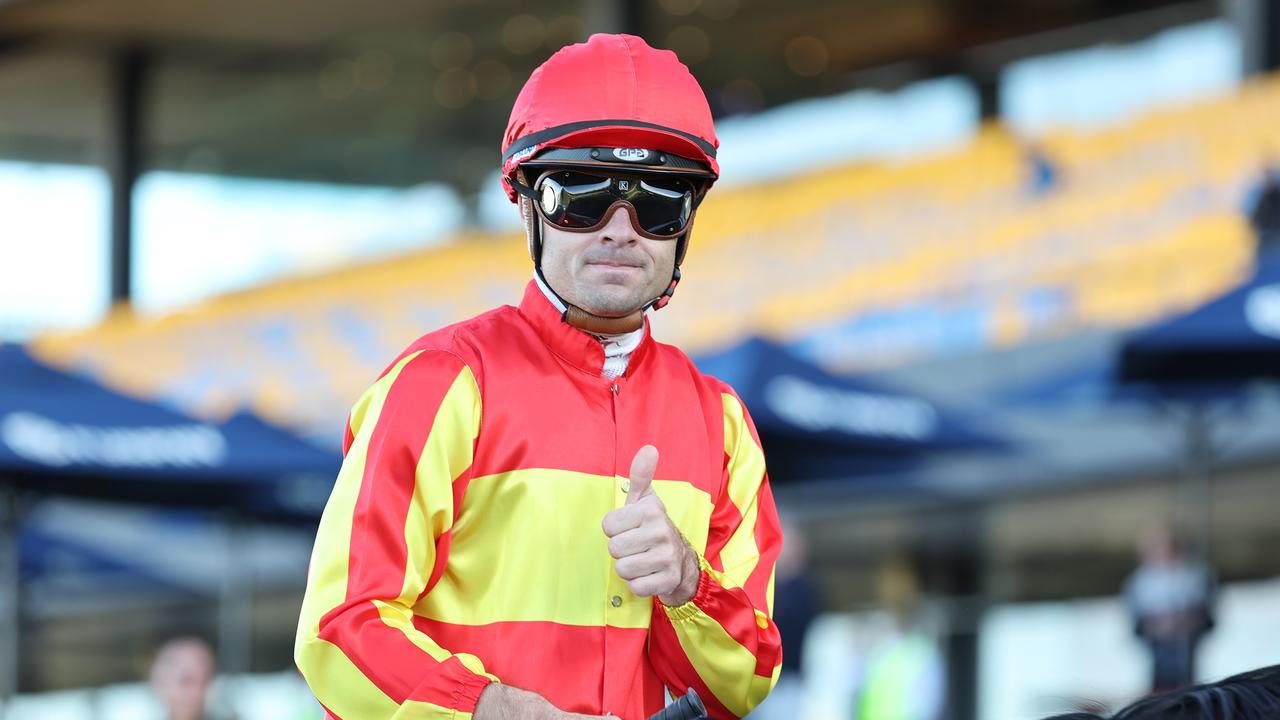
[399,366,481,605]
[372,600,498,681]
[717,393,769,600]
[296,352,490,718]
[300,637,481,718]
[297,350,427,646]
[666,608,781,717]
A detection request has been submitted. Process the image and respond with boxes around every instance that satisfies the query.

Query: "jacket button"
[620,480,630,493]
[611,595,622,608]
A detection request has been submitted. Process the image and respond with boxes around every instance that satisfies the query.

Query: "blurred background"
[2,0,1279,717]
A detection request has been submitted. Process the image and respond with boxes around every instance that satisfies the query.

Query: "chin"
[579,288,649,316]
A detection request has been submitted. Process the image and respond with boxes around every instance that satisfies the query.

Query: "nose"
[598,203,639,243]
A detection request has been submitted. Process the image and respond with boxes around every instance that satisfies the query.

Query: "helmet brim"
[502,123,719,202]
[518,148,714,180]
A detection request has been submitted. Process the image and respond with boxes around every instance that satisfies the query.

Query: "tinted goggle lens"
[537,171,694,237]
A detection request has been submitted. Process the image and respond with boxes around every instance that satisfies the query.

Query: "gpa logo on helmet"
[612,148,651,162]
[510,145,538,163]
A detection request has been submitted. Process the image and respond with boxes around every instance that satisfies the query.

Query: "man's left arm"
[645,391,784,719]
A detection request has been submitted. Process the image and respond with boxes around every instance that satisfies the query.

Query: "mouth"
[585,260,643,269]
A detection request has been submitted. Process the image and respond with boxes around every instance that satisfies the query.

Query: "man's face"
[537,191,680,318]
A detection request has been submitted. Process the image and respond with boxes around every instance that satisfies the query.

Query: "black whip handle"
[645,688,706,720]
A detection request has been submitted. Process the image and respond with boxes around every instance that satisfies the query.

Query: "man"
[295,34,783,719]
[1124,525,1216,693]
[147,636,221,720]
[1247,163,1280,254]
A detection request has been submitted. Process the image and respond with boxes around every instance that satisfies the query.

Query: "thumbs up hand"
[601,445,702,606]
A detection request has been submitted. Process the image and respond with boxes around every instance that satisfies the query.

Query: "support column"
[1222,0,1276,74]
[940,507,987,720]
[974,67,1000,120]
[1264,0,1280,71]
[0,487,21,713]
[108,49,147,305]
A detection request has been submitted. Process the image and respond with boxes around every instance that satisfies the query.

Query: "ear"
[520,196,541,264]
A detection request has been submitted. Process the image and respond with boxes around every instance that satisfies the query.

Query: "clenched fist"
[601,445,700,606]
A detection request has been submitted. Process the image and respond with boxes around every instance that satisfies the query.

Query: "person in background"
[1124,525,1216,694]
[1024,142,1060,199]
[855,555,944,720]
[1040,663,1280,720]
[1246,163,1280,255]
[147,635,226,720]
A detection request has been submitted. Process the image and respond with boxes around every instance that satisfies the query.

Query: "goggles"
[514,169,699,240]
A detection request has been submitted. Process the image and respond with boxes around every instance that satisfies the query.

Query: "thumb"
[626,445,659,505]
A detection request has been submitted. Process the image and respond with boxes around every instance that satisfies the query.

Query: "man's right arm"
[293,349,613,720]
[294,349,499,718]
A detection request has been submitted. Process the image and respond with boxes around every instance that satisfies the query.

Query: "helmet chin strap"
[563,301,645,335]
[523,196,682,335]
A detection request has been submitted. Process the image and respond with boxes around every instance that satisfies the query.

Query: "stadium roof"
[0,0,1215,189]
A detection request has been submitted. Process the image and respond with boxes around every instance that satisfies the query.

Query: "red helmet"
[501,33,719,203]
[502,34,718,332]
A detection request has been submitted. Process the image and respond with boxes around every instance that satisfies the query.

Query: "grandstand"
[29,71,1280,445]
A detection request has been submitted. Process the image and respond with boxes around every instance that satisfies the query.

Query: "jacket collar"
[517,279,654,377]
